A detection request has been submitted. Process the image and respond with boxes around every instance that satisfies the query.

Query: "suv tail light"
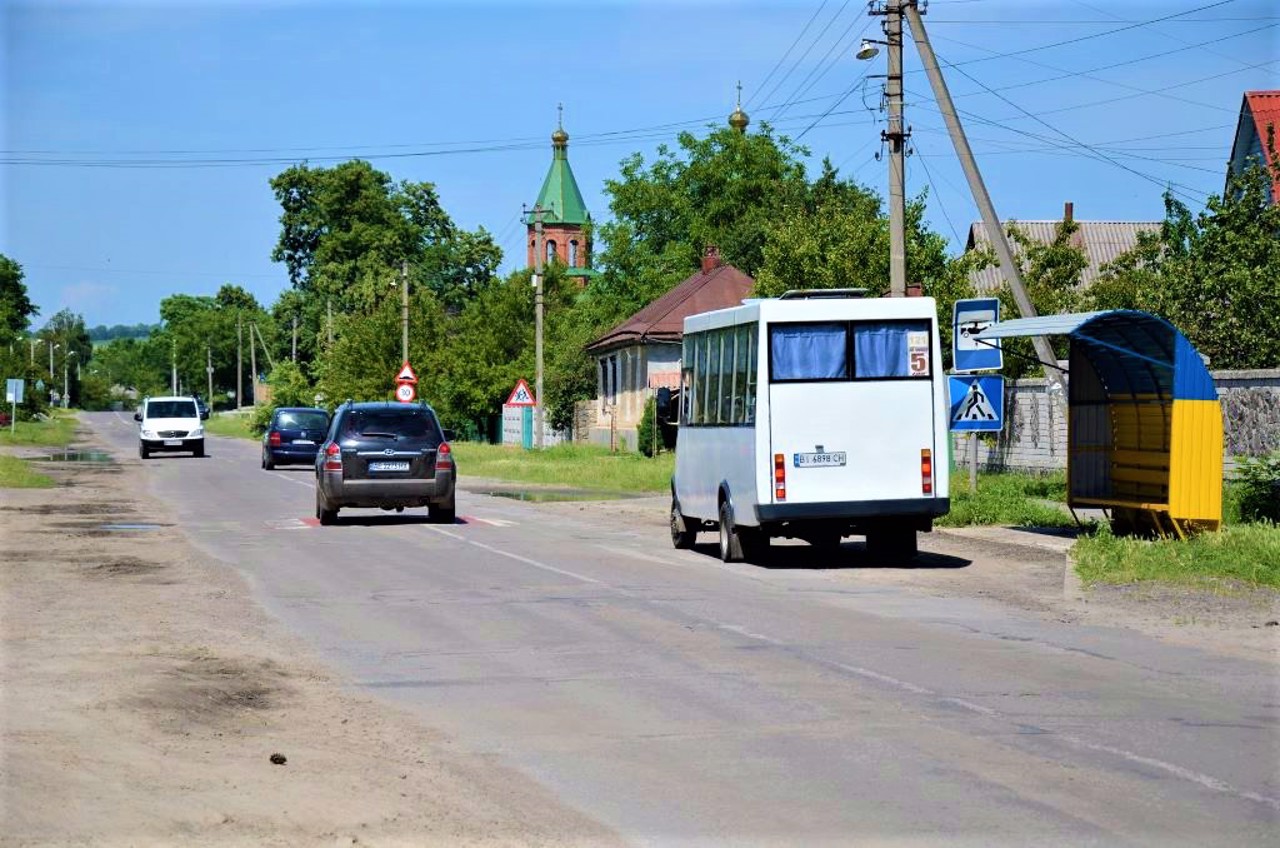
[435,442,453,471]
[921,448,933,495]
[268,430,281,447]
[774,453,786,501]
[323,442,343,472]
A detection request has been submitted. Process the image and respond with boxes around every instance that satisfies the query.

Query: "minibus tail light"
[323,442,343,472]
[774,453,787,501]
[921,449,933,495]
[435,441,453,471]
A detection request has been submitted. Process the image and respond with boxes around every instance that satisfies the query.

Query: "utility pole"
[880,0,908,297]
[400,259,410,365]
[249,324,258,407]
[206,346,214,406]
[903,2,1068,399]
[170,339,177,395]
[327,299,334,349]
[524,204,549,449]
[236,315,244,410]
[291,316,298,362]
[49,342,56,379]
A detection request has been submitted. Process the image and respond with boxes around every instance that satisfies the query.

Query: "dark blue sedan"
[262,407,330,469]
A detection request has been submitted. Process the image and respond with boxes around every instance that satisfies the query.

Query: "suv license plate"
[794,451,846,468]
[369,461,410,472]
[163,439,183,446]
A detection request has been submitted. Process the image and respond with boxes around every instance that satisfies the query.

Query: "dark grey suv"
[314,401,456,525]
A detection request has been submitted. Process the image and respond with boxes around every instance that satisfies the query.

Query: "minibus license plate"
[369,461,409,472]
[795,451,846,468]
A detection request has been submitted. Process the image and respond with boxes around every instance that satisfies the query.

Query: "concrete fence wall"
[953,369,1280,475]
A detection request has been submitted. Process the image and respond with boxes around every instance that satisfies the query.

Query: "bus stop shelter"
[975,310,1222,538]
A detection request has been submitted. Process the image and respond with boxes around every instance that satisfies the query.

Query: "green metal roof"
[530,143,590,226]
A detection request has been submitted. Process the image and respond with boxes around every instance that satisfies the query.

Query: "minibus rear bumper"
[755,497,950,523]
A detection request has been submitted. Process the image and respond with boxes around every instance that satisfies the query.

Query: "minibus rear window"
[769,323,848,382]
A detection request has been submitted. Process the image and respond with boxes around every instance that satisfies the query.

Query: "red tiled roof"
[585,263,755,353]
[1245,91,1280,166]
[1229,90,1280,202]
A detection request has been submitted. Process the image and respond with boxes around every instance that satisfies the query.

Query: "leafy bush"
[250,361,316,436]
[637,397,658,457]
[1235,452,1280,524]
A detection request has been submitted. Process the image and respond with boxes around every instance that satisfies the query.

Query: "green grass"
[0,455,54,488]
[936,470,1076,528]
[205,412,257,440]
[453,442,674,493]
[1075,522,1280,590]
[0,412,77,448]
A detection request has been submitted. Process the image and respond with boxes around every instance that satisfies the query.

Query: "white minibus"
[670,289,950,561]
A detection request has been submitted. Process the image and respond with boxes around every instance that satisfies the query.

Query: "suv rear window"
[147,400,198,418]
[277,410,329,430]
[341,409,441,443]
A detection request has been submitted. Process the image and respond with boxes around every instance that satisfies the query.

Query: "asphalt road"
[87,412,1277,846]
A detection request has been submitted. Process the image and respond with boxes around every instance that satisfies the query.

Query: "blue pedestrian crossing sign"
[953,297,1002,372]
[948,375,1005,432]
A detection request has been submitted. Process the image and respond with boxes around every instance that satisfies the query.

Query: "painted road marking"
[265,518,314,530]
[420,525,600,584]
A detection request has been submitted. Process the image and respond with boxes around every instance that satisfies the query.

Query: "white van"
[670,290,950,561]
[134,395,208,459]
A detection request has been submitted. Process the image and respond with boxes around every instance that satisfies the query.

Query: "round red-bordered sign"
[395,382,416,403]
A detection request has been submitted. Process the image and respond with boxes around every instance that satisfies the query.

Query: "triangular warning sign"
[954,381,997,422]
[506,379,536,406]
[396,361,417,384]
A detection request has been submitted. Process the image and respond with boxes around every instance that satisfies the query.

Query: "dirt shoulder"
[531,489,1279,663]
[1,437,622,846]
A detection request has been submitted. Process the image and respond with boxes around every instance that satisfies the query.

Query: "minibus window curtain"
[854,321,929,379]
[771,323,848,381]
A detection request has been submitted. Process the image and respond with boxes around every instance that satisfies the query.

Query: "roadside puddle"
[33,451,114,463]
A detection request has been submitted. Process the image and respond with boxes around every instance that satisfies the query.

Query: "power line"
[770,13,875,122]
[933,22,1278,109]
[911,140,964,245]
[754,0,857,114]
[748,0,831,110]
[906,68,1211,204]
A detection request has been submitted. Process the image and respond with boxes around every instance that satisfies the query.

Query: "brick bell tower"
[527,105,593,283]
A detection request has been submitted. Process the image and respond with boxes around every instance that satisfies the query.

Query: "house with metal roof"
[582,247,754,449]
[526,108,595,279]
[1226,90,1280,205]
[965,202,1159,294]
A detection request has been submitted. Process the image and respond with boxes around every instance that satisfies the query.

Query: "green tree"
[0,254,38,341]
[594,123,810,320]
[1088,163,1280,369]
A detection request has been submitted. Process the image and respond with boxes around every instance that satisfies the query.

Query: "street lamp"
[855,38,883,60]
[49,343,59,380]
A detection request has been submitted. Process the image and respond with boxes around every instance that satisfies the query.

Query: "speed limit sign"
[395,382,416,403]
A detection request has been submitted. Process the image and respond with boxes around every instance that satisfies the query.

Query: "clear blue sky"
[4,0,1277,328]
